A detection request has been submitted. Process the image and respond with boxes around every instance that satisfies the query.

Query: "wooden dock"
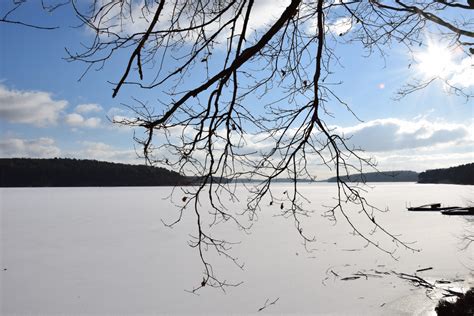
[407,203,474,215]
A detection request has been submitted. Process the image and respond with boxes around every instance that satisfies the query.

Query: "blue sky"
[0,1,472,177]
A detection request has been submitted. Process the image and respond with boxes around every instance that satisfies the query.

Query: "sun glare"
[415,41,457,79]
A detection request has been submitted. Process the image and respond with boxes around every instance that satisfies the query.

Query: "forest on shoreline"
[1,158,472,187]
[0,158,192,187]
[418,163,474,185]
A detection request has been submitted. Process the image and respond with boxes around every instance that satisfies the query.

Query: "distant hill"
[418,163,474,185]
[0,158,192,187]
[325,170,418,183]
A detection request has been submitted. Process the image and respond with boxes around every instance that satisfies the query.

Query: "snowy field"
[1,183,473,315]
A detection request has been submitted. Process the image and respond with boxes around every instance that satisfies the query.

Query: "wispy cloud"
[0,85,67,127]
[75,103,103,114]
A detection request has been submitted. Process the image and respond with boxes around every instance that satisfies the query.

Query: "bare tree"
[3,0,473,291]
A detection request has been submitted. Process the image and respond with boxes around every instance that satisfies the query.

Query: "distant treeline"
[1,158,473,187]
[0,158,192,187]
[326,170,419,183]
[418,163,474,185]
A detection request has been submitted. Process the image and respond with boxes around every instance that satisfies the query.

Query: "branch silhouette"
[7,0,473,291]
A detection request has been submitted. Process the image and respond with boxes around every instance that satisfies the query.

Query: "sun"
[414,41,457,79]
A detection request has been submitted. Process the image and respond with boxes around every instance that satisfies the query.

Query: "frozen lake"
[1,183,473,315]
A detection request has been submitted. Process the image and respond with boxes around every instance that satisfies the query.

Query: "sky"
[0,1,473,178]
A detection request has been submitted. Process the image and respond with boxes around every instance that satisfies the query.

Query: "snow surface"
[1,183,473,315]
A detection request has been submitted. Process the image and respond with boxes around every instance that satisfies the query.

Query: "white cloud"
[65,113,102,128]
[0,137,61,158]
[366,137,474,174]
[75,103,103,114]
[141,117,471,172]
[0,136,139,164]
[90,0,290,45]
[64,113,83,125]
[247,0,291,31]
[448,56,474,88]
[336,118,470,152]
[72,141,139,164]
[327,17,352,35]
[0,85,67,127]
[0,85,107,129]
